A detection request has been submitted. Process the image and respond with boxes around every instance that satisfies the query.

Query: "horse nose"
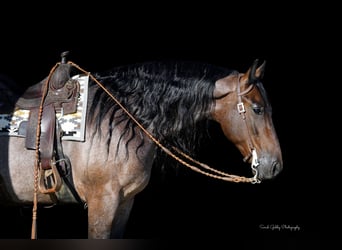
[258,157,283,180]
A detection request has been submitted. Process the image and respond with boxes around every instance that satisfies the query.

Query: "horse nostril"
[271,161,282,176]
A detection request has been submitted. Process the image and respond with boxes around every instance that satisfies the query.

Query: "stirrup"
[38,159,62,194]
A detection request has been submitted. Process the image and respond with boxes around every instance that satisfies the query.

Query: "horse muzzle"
[254,156,283,180]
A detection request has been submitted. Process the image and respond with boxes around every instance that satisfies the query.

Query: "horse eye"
[252,106,264,115]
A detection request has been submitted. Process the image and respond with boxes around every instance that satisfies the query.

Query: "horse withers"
[0,58,282,238]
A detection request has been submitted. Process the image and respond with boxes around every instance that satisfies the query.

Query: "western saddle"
[14,52,81,195]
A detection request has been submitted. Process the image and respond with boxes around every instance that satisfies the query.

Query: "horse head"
[212,59,283,181]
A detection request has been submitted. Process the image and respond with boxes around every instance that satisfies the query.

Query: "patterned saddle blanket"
[0,74,89,142]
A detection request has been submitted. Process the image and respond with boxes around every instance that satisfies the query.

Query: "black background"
[0,1,339,249]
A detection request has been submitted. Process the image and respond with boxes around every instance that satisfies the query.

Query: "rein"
[69,61,260,184]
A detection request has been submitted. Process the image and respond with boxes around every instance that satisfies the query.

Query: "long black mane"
[88,61,233,159]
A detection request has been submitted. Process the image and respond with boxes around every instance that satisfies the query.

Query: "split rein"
[69,61,260,184]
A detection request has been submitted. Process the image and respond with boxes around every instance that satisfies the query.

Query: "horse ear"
[255,60,266,79]
[240,59,266,85]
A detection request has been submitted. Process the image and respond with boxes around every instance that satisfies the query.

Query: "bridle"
[236,73,261,183]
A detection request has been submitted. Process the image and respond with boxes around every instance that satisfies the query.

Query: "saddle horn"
[60,51,69,64]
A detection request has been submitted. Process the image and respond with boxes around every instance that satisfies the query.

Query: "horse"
[0,57,283,239]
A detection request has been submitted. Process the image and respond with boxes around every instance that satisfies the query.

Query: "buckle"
[237,102,245,113]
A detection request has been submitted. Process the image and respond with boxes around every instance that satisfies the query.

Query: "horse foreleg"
[87,195,119,239]
[110,198,134,238]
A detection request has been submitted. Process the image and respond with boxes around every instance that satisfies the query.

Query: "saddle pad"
[0,74,89,142]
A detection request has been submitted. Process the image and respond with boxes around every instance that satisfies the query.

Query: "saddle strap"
[55,122,87,208]
[39,103,56,170]
[37,104,63,194]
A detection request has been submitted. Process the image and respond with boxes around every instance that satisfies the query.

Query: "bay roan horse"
[0,58,283,238]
